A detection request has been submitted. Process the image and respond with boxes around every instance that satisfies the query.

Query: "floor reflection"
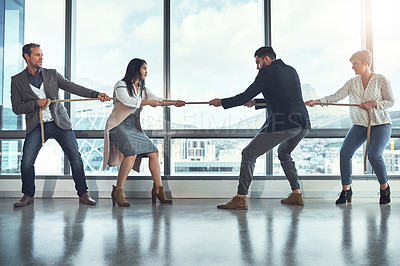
[282,205,302,266]
[105,207,139,264]
[366,205,391,265]
[104,204,173,265]
[149,205,171,265]
[60,204,88,265]
[228,210,255,265]
[340,204,353,264]
[17,205,36,266]
[0,198,399,265]
[264,208,275,265]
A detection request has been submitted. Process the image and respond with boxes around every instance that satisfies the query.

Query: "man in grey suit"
[11,43,110,207]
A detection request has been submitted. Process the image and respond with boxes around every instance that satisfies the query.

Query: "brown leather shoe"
[13,194,34,207]
[281,193,304,206]
[217,196,248,210]
[79,193,96,205]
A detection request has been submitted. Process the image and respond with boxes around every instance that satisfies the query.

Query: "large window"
[271,0,361,129]
[0,139,64,174]
[0,0,65,173]
[70,0,164,175]
[1,139,22,174]
[1,0,399,179]
[72,0,163,131]
[373,0,400,126]
[273,139,365,175]
[271,0,364,175]
[0,0,24,174]
[373,0,400,175]
[170,0,265,130]
[171,139,265,175]
[1,0,24,130]
[25,0,65,72]
[383,138,400,174]
[79,138,164,175]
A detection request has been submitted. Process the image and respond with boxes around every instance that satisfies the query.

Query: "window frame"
[1,0,400,179]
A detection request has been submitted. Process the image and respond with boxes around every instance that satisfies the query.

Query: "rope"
[38,98,372,174]
[38,98,207,144]
[160,100,209,106]
[39,98,116,145]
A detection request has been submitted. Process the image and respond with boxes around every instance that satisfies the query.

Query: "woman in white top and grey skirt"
[103,58,185,206]
[306,49,395,205]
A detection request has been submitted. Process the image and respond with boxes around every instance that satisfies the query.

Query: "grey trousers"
[237,127,309,195]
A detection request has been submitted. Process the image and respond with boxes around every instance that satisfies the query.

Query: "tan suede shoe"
[281,193,304,206]
[217,196,248,210]
[151,184,173,203]
[112,186,130,207]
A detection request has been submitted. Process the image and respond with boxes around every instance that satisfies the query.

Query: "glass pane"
[2,0,24,130]
[2,0,65,131]
[273,138,364,175]
[170,0,265,129]
[171,139,265,176]
[79,138,164,176]
[25,0,65,71]
[1,139,23,174]
[372,0,400,128]
[271,0,361,129]
[0,139,64,175]
[383,138,400,175]
[35,139,64,174]
[72,0,163,130]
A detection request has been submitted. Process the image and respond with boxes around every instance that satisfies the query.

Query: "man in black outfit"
[209,46,311,209]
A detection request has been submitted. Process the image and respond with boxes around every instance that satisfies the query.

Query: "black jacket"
[221,59,311,132]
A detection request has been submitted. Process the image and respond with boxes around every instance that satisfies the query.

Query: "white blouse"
[114,80,164,109]
[320,74,394,127]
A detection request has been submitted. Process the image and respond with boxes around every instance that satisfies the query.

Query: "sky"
[372,0,400,107]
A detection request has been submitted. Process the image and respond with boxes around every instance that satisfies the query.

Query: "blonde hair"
[350,49,372,67]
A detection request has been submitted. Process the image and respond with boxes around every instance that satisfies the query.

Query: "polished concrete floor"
[0,197,398,266]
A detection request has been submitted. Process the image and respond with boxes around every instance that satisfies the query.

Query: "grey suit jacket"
[11,68,98,134]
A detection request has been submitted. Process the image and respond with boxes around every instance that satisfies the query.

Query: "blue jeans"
[21,122,88,197]
[340,124,391,185]
[238,127,309,195]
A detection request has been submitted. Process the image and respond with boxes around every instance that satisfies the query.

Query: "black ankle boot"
[336,187,353,205]
[379,184,391,204]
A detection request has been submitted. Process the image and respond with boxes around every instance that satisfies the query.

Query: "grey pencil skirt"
[109,112,158,158]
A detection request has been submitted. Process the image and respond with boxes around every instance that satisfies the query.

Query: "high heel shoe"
[151,184,172,203]
[335,187,353,204]
[112,185,131,207]
[379,184,391,204]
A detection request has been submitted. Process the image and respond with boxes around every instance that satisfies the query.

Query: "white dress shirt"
[29,83,53,122]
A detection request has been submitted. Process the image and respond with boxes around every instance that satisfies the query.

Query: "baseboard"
[1,179,399,198]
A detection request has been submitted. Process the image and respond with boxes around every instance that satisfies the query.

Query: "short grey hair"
[350,49,372,67]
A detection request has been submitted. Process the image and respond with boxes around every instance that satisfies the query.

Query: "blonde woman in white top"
[306,49,394,205]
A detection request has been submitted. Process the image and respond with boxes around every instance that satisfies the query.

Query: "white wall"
[1,177,399,199]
